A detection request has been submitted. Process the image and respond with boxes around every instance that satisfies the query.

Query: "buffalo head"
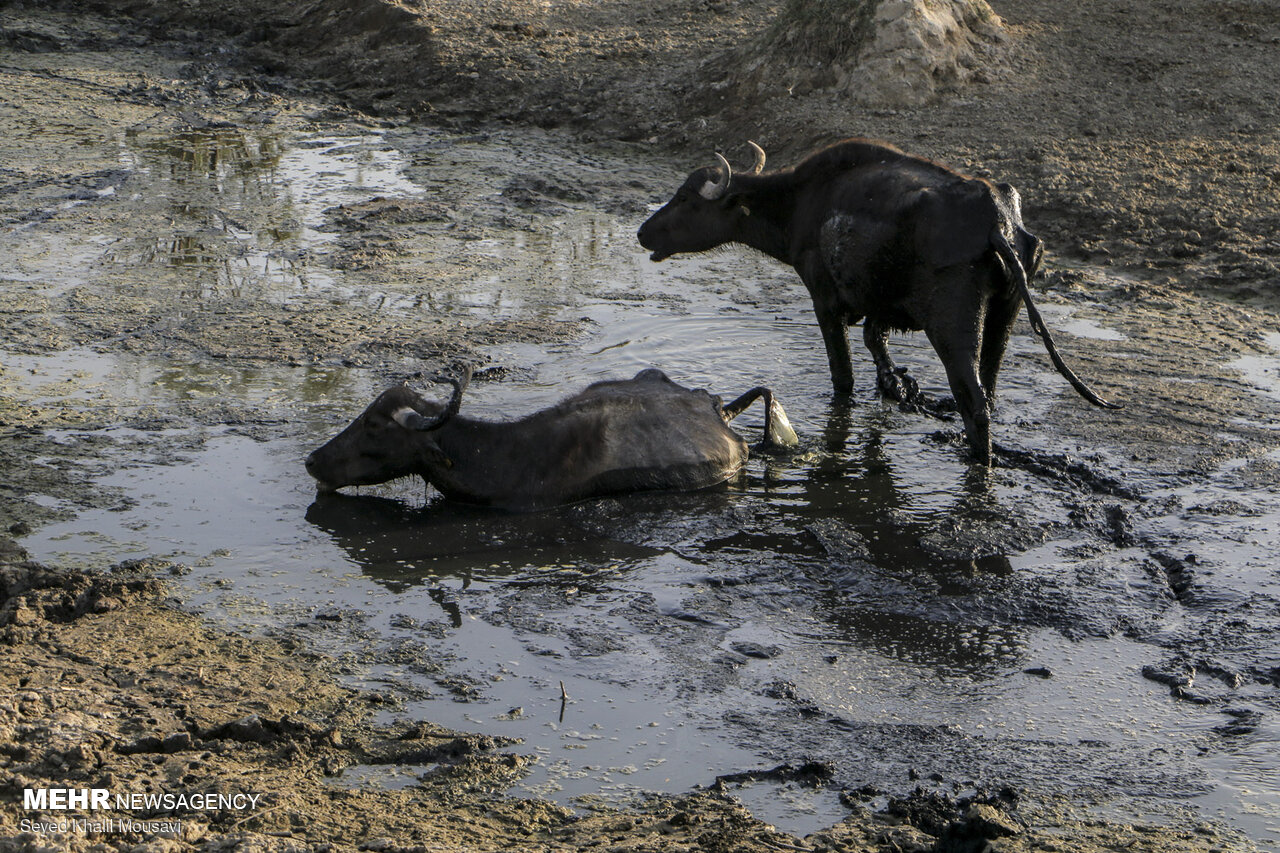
[637,141,766,262]
[305,368,470,493]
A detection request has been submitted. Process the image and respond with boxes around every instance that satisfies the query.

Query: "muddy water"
[10,121,1280,845]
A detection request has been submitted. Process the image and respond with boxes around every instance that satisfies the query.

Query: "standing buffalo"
[637,138,1117,465]
[305,367,798,511]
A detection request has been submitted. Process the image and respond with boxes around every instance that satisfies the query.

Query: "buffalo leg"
[979,290,1021,407]
[812,297,854,394]
[722,387,768,421]
[927,287,991,464]
[818,315,854,393]
[800,258,855,394]
[863,321,921,405]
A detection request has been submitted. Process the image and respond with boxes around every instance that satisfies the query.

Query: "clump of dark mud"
[0,549,164,643]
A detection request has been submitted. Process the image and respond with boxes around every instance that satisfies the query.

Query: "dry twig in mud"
[228,802,286,832]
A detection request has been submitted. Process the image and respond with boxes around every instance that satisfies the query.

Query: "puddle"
[327,764,441,791]
[10,121,1280,845]
[1228,331,1280,402]
[1034,303,1128,341]
[117,129,420,305]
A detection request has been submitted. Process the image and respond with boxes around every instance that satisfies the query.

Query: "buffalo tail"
[992,229,1121,410]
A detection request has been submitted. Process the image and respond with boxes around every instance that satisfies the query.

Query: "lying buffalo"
[305,367,798,511]
[637,138,1118,465]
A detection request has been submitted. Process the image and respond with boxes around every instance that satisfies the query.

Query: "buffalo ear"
[417,435,453,471]
[721,193,750,216]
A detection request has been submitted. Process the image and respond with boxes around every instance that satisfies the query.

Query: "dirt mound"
[64,0,438,115]
[714,0,1007,106]
[266,0,437,95]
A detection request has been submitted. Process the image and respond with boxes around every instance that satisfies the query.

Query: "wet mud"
[0,559,1253,853]
[3,2,1280,852]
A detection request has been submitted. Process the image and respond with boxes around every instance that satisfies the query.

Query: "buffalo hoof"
[877,366,922,406]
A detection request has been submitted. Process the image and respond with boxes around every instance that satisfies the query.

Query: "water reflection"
[817,608,1027,673]
[107,128,421,305]
[2,347,373,423]
[130,126,286,186]
[304,491,659,590]
[733,399,1013,578]
[742,401,1022,673]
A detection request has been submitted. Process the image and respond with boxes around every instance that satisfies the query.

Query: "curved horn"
[699,152,733,200]
[391,406,435,431]
[747,140,766,175]
[400,365,473,431]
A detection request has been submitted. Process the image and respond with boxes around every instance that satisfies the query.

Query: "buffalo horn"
[391,406,434,431]
[747,140,766,175]
[399,365,473,431]
[700,152,733,200]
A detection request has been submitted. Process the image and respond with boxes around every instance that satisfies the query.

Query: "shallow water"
[10,122,1280,845]
[1229,332,1280,403]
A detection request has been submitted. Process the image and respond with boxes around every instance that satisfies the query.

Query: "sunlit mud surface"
[5,46,1280,846]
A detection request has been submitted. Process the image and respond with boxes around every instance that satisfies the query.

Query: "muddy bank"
[50,0,1280,309]
[0,553,1246,852]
